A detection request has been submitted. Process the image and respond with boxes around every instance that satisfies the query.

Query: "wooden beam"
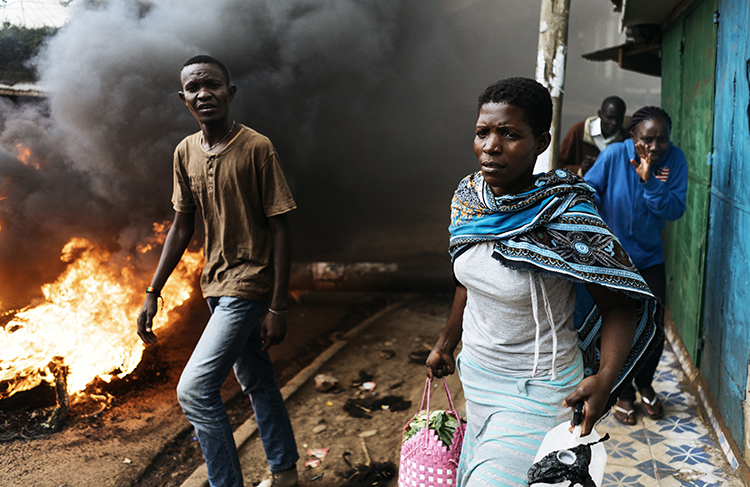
[535,0,572,170]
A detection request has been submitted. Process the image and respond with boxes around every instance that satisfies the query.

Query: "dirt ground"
[235,294,462,487]
[0,291,399,487]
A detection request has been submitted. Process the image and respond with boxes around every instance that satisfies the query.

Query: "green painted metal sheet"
[661,0,717,365]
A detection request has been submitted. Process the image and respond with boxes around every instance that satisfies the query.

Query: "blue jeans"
[176,296,299,487]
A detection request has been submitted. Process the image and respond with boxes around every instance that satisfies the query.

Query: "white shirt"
[589,117,618,151]
[455,243,580,378]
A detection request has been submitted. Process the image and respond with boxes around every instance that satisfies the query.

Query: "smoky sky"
[0,0,660,307]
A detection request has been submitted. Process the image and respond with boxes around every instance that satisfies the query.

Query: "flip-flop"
[641,394,664,419]
[613,404,637,425]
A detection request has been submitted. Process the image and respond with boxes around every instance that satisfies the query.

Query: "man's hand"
[260,312,287,351]
[563,373,612,436]
[630,141,654,182]
[426,348,456,379]
[580,155,596,175]
[136,294,159,345]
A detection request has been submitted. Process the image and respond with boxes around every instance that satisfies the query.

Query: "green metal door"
[660,0,717,364]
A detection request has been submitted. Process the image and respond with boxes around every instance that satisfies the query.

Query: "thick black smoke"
[0,0,659,307]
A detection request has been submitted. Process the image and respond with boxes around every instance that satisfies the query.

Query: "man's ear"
[228,84,237,103]
[178,91,186,104]
[535,131,551,156]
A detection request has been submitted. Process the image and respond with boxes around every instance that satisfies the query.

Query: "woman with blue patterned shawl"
[426,78,660,487]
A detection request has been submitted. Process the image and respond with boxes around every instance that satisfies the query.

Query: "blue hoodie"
[584,139,687,270]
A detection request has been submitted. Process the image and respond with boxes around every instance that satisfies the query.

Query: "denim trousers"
[176,296,299,487]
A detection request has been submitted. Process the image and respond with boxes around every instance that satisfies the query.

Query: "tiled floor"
[598,340,743,487]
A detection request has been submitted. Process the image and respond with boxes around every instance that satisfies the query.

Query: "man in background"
[559,96,627,175]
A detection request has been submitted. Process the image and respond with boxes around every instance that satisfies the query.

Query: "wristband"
[268,308,288,316]
[146,286,160,296]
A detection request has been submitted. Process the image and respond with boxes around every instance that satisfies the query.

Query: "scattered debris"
[350,370,374,388]
[361,438,372,466]
[123,458,132,464]
[304,448,329,468]
[379,349,396,359]
[75,392,114,419]
[344,395,412,418]
[314,374,339,392]
[312,424,328,434]
[359,381,376,392]
[310,472,324,481]
[340,461,397,487]
[344,399,373,419]
[358,429,378,438]
[674,468,706,482]
[342,451,354,468]
[307,448,329,461]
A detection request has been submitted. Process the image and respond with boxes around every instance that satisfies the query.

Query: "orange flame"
[0,231,203,401]
[15,143,41,170]
[136,221,170,254]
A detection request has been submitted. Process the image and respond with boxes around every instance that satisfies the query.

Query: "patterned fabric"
[449,169,661,398]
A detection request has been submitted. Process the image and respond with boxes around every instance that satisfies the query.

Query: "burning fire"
[15,143,41,170]
[0,232,203,402]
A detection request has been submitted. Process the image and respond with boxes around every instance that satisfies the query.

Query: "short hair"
[600,96,626,116]
[477,78,552,137]
[181,55,230,84]
[629,106,672,134]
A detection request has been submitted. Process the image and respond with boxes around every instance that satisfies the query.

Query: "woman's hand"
[630,141,654,182]
[426,349,456,378]
[563,373,612,436]
[573,283,637,435]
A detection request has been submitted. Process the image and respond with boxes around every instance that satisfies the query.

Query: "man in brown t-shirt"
[137,55,299,487]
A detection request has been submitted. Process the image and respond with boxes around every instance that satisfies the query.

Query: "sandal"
[640,393,664,419]
[613,403,637,425]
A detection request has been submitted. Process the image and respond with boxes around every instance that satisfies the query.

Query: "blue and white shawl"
[449,169,661,401]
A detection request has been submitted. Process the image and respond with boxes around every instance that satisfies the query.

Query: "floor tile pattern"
[597,340,743,487]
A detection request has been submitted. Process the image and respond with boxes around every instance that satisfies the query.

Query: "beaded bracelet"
[145,287,164,310]
[268,308,288,316]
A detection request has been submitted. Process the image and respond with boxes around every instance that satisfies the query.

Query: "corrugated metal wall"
[704,0,750,453]
[661,0,717,364]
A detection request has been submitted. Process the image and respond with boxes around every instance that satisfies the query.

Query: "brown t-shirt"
[172,124,296,300]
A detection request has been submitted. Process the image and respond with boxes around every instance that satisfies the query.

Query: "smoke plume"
[0,0,659,307]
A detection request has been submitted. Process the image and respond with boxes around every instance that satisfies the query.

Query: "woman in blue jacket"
[584,106,687,425]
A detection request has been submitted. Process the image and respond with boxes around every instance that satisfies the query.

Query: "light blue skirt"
[456,352,584,487]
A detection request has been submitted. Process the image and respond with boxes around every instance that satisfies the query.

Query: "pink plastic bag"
[399,378,465,487]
